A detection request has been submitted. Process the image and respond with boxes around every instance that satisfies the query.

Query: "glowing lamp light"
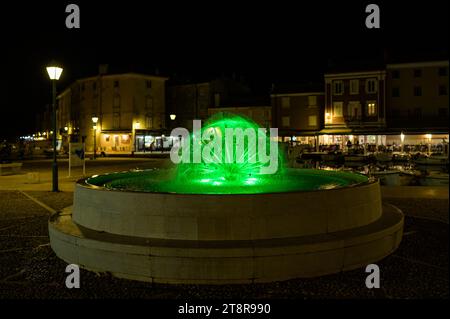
[134,122,140,129]
[46,66,63,80]
[170,114,176,120]
[400,132,405,143]
[425,134,432,140]
[93,125,97,130]
[92,116,99,124]
[64,126,68,132]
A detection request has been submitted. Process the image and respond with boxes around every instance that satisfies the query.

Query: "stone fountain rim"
[76,169,377,196]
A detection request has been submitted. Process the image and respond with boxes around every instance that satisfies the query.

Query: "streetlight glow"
[46,66,63,80]
[92,116,99,124]
[400,132,405,143]
[170,114,176,120]
[46,63,63,192]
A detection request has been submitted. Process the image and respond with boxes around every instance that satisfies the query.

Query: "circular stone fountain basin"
[49,169,404,284]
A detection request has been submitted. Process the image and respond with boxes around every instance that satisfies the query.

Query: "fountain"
[49,113,404,284]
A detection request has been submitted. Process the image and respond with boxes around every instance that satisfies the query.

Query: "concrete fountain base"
[49,177,403,283]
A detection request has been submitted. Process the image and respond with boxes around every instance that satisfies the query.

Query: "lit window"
[308,115,317,126]
[333,81,344,95]
[367,102,377,116]
[333,102,343,117]
[366,79,377,94]
[350,80,359,94]
[308,96,317,106]
[281,97,290,108]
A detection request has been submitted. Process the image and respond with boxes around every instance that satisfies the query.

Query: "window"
[366,102,377,116]
[282,116,290,127]
[146,80,152,89]
[350,80,359,94]
[214,93,221,107]
[145,96,153,109]
[308,96,317,106]
[392,87,400,97]
[333,81,343,95]
[391,70,400,79]
[438,67,448,76]
[81,83,85,91]
[113,95,121,108]
[438,108,448,117]
[113,112,120,129]
[332,102,343,117]
[281,97,290,108]
[413,108,422,118]
[348,101,361,119]
[439,85,447,96]
[93,82,97,91]
[366,79,377,93]
[146,114,153,129]
[308,115,317,126]
[413,69,422,77]
[414,86,422,96]
[114,80,119,88]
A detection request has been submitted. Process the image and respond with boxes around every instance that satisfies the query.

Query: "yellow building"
[57,72,168,154]
[386,60,449,132]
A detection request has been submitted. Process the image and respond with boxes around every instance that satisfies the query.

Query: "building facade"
[208,105,272,128]
[57,73,168,154]
[271,90,324,139]
[167,78,252,131]
[323,70,387,147]
[386,60,449,135]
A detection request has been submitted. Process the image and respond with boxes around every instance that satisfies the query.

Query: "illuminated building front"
[56,71,168,154]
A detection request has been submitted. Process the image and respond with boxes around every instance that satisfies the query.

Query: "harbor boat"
[392,152,410,163]
[374,152,393,163]
[414,154,449,166]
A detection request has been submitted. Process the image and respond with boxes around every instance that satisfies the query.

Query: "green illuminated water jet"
[87,113,368,194]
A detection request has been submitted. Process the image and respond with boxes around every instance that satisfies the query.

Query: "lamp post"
[92,116,99,159]
[400,132,405,153]
[46,65,63,192]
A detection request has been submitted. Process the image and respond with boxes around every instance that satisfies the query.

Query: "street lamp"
[426,134,432,155]
[46,64,63,192]
[170,114,176,120]
[400,132,405,153]
[92,116,99,159]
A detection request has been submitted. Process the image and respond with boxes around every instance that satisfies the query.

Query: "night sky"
[2,0,449,139]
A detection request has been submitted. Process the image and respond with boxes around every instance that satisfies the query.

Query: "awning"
[319,128,353,134]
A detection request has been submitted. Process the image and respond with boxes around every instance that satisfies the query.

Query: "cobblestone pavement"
[0,190,448,299]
